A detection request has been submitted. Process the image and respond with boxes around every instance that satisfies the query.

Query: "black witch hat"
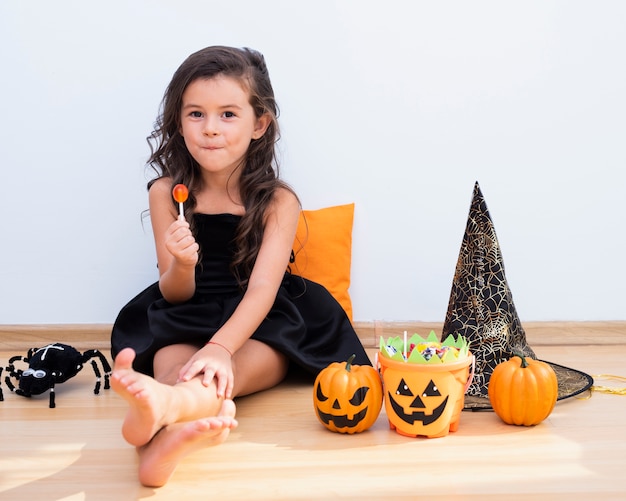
[441,181,593,410]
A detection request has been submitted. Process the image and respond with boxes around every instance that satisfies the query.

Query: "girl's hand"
[178,343,234,399]
[164,219,199,267]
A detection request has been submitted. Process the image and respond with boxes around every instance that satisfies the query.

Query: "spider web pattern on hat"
[441,181,593,410]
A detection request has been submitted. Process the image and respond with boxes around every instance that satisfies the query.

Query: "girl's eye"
[223,111,236,118]
[190,111,203,118]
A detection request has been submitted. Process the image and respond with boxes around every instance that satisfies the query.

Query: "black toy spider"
[1,343,112,408]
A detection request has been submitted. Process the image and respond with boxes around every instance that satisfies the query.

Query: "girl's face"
[179,76,269,179]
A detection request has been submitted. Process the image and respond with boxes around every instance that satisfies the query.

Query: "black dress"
[111,213,370,377]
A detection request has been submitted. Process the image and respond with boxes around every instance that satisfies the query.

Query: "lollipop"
[172,184,189,219]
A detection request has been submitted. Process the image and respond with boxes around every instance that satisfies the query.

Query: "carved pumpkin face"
[387,377,449,427]
[313,355,383,434]
[379,354,472,438]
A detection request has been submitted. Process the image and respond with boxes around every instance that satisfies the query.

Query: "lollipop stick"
[178,202,184,219]
[403,330,407,360]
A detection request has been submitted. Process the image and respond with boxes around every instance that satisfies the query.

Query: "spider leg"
[90,360,102,394]
[49,374,57,409]
[7,356,28,380]
[4,375,16,392]
[49,386,56,408]
[4,356,27,396]
[83,350,112,394]
[8,355,27,369]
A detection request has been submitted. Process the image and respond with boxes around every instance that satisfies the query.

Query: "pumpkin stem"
[513,352,529,368]
[345,354,356,372]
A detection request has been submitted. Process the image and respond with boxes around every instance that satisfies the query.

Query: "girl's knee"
[153,344,200,384]
[231,341,288,396]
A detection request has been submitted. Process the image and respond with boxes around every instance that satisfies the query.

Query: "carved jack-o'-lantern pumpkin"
[378,353,473,438]
[313,355,383,434]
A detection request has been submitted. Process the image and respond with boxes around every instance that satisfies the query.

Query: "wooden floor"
[1,322,625,500]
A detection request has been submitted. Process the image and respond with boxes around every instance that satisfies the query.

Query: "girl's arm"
[178,186,301,396]
[149,178,199,303]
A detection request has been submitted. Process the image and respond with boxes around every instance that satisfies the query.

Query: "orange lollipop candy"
[172,184,188,219]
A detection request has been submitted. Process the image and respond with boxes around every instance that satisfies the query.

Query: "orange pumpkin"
[313,355,383,434]
[488,353,558,426]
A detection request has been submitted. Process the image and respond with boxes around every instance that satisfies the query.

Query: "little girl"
[110,46,370,487]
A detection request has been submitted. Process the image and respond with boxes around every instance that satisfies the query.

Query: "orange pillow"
[291,203,354,321]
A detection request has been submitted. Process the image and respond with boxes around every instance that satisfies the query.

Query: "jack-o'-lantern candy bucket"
[377,331,474,438]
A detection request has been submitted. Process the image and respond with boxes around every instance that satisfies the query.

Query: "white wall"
[1,0,624,324]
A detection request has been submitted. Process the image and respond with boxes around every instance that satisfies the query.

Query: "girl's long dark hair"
[146,46,296,287]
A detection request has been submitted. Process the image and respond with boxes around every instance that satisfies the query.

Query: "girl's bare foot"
[138,399,238,487]
[111,348,177,446]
